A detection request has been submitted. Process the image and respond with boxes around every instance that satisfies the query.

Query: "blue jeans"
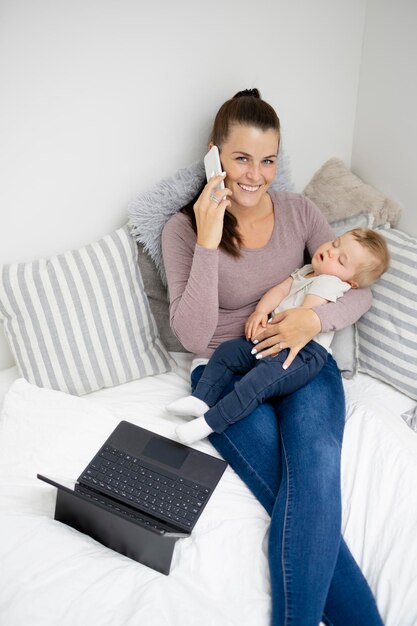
[191,356,383,626]
[193,337,328,433]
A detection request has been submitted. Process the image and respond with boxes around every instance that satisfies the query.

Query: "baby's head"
[312,228,390,288]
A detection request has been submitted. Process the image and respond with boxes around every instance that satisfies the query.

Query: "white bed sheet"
[0,361,416,626]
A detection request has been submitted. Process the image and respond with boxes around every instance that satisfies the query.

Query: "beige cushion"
[304,158,402,226]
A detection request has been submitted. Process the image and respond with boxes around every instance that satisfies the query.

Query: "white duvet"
[0,359,416,626]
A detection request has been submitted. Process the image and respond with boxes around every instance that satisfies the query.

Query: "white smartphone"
[204,145,225,191]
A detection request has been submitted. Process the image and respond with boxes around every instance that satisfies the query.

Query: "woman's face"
[218,124,279,209]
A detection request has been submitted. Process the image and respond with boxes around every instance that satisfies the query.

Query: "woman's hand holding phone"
[194,147,232,250]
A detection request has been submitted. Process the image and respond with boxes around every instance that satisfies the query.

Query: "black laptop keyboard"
[79,444,211,530]
[75,484,166,534]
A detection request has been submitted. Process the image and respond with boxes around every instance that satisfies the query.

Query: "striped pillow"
[356,227,417,400]
[0,226,173,395]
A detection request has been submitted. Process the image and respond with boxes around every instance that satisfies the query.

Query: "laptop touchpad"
[142,437,189,469]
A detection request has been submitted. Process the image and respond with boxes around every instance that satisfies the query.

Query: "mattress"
[0,356,416,625]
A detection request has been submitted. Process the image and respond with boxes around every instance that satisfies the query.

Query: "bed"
[1,158,417,625]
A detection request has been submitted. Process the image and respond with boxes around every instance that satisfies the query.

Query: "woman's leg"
[322,540,382,626]
[268,357,383,625]
[194,358,383,626]
[267,356,344,625]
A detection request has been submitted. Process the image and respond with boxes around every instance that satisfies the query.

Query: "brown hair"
[348,228,390,287]
[210,88,280,147]
[182,89,281,257]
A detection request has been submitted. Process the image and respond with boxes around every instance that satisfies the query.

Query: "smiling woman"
[161,89,383,625]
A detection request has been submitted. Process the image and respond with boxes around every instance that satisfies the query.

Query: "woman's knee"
[286,436,342,515]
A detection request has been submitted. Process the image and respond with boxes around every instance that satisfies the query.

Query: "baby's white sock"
[166,395,209,418]
[176,416,214,445]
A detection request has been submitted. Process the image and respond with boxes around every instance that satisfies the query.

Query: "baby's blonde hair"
[348,228,390,287]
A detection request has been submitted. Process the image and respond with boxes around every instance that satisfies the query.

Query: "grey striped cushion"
[357,227,417,399]
[0,226,173,395]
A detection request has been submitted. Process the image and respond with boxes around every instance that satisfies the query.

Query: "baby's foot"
[176,416,214,445]
[166,396,209,418]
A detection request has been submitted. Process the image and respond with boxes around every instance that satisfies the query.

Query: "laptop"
[38,420,227,574]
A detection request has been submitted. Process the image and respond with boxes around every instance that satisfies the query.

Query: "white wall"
[0,0,367,369]
[352,0,417,236]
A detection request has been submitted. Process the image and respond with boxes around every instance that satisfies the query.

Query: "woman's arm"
[252,196,372,367]
[253,286,371,369]
[313,287,372,332]
[253,286,372,369]
[162,217,219,354]
[162,172,232,354]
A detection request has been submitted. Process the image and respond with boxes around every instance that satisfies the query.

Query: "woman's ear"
[208,141,214,150]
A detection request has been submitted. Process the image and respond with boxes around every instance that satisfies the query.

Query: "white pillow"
[0,226,173,395]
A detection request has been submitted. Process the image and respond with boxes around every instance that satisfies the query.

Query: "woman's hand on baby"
[245,311,269,341]
[251,307,321,369]
[194,173,232,250]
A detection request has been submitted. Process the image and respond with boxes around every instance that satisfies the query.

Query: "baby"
[168,228,390,444]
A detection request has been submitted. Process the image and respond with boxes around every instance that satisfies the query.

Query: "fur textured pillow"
[129,161,205,287]
[303,158,402,227]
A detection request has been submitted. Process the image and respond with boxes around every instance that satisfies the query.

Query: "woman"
[162,89,383,626]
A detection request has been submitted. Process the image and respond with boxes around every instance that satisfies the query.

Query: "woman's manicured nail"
[255,353,263,360]
[251,348,257,355]
[252,339,259,344]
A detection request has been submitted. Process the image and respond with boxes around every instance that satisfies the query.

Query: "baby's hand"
[245,311,269,341]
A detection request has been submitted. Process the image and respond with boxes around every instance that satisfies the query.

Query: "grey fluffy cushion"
[304,158,402,227]
[129,161,206,288]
